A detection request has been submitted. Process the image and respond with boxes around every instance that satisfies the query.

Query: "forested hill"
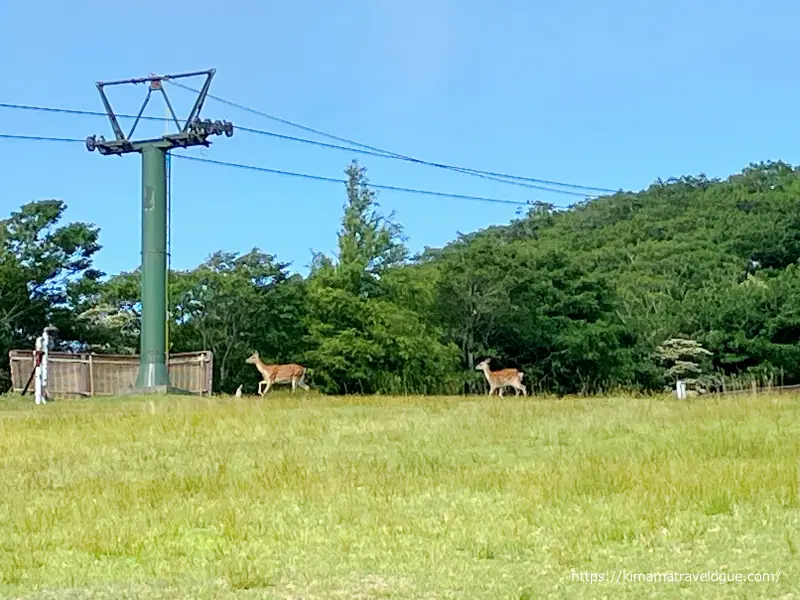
[3,160,800,396]
[435,160,800,392]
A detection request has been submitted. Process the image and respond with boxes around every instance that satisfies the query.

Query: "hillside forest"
[3,160,800,396]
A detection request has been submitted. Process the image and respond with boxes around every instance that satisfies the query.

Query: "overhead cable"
[173,154,534,206]
[0,132,544,207]
[0,100,614,197]
[168,81,616,194]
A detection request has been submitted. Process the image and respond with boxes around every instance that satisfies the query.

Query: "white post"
[676,379,687,400]
[42,327,51,399]
[34,335,45,405]
[33,326,55,405]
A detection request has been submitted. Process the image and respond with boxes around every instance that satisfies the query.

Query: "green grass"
[0,392,797,599]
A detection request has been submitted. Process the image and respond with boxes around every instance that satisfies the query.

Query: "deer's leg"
[257,380,265,396]
[263,379,272,395]
[298,375,309,390]
[291,378,297,393]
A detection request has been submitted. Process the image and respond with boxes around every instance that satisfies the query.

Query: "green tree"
[171,249,307,393]
[655,337,713,391]
[0,199,101,390]
[430,233,514,391]
[303,161,459,394]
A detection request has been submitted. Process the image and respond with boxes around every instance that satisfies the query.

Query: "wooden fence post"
[88,354,94,397]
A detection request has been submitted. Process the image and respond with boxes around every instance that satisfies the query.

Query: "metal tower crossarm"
[86,69,234,394]
[86,69,233,156]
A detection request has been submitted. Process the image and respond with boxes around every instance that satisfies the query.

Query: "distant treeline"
[4,160,800,396]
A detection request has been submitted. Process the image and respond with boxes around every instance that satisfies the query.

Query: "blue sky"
[2,0,799,277]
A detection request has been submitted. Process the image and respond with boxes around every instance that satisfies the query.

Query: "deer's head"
[475,359,491,371]
[245,352,260,364]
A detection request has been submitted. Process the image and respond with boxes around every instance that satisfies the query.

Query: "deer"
[475,358,527,397]
[245,352,309,396]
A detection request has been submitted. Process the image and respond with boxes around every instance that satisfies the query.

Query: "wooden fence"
[713,383,800,397]
[8,350,214,397]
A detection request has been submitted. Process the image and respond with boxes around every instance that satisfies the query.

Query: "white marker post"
[33,326,56,405]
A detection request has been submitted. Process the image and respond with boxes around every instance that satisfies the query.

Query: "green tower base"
[119,356,194,396]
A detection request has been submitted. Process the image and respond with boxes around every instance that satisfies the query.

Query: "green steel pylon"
[86,70,233,394]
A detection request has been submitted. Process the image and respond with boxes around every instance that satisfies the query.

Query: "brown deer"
[475,358,527,397]
[245,352,309,395]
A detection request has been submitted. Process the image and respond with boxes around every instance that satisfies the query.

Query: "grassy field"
[0,391,797,599]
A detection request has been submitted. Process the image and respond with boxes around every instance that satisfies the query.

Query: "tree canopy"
[4,159,800,396]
